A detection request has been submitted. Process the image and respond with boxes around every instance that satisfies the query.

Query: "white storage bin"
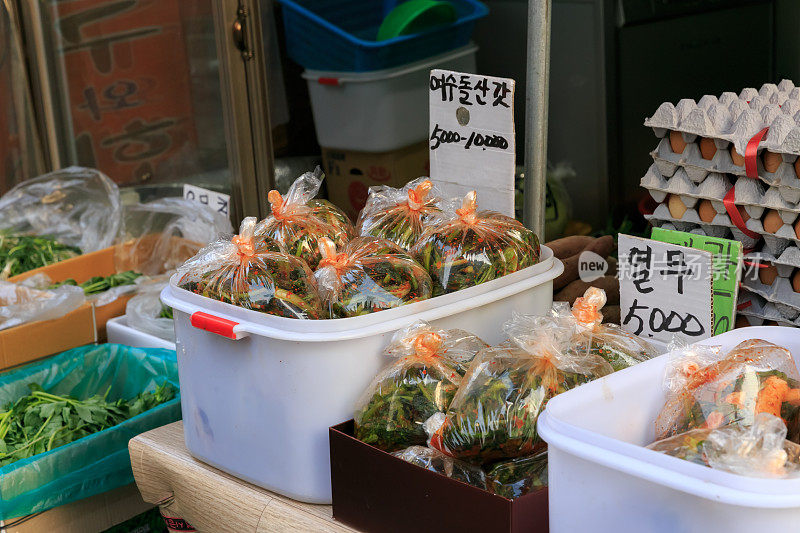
[539,326,800,532]
[161,246,562,504]
[303,44,477,152]
[106,316,176,351]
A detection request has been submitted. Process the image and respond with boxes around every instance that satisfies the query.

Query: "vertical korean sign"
[618,234,714,344]
[429,70,516,216]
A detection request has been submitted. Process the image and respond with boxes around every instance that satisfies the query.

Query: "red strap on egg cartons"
[745,127,770,178]
[723,187,760,243]
[723,127,770,250]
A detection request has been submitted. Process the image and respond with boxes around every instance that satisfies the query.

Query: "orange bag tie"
[407,180,433,211]
[455,191,478,225]
[571,287,606,329]
[317,237,350,272]
[411,330,443,360]
[232,235,255,258]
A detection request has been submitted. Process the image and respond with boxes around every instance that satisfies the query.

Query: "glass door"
[14,0,275,220]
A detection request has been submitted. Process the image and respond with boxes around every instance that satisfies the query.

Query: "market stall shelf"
[129,422,356,533]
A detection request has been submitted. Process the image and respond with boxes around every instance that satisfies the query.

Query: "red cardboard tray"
[330,420,548,533]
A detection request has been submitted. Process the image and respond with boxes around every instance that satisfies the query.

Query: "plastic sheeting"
[0,343,180,520]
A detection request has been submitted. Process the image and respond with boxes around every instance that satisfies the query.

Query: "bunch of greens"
[411,191,540,296]
[392,445,487,489]
[0,234,80,279]
[354,324,486,451]
[434,345,595,463]
[0,382,175,467]
[255,169,355,270]
[159,305,173,320]
[356,373,460,452]
[486,450,549,499]
[50,270,142,295]
[178,217,325,320]
[308,199,354,239]
[356,178,442,251]
[315,237,432,318]
[656,340,800,443]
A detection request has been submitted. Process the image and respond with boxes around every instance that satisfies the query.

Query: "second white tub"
[161,246,562,504]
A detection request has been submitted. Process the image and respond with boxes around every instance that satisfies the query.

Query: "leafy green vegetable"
[356,370,460,452]
[486,450,548,499]
[433,340,604,464]
[159,305,173,320]
[0,234,80,279]
[50,270,142,295]
[0,382,175,467]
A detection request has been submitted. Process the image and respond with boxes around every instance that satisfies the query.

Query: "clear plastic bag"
[255,168,355,269]
[125,279,175,342]
[486,449,549,499]
[314,236,433,318]
[115,197,233,276]
[648,414,800,478]
[557,287,657,371]
[392,445,487,489]
[411,191,541,296]
[177,217,325,319]
[431,313,612,464]
[0,278,85,331]
[354,321,488,451]
[0,167,120,253]
[356,178,442,251]
[655,339,800,442]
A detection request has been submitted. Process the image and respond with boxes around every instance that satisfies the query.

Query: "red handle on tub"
[191,312,239,339]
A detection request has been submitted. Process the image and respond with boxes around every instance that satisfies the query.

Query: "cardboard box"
[329,421,548,533]
[11,246,134,342]
[0,483,152,532]
[322,142,430,221]
[0,303,96,371]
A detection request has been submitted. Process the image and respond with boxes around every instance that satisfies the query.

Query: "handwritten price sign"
[618,234,713,344]
[428,69,515,216]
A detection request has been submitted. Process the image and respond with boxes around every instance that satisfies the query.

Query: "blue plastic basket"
[276,0,488,72]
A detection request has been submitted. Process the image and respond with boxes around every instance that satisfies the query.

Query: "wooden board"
[129,422,358,533]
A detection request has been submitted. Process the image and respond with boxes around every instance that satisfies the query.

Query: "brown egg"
[793,270,800,293]
[759,264,778,285]
[669,130,687,154]
[731,146,745,166]
[764,320,780,326]
[794,218,800,239]
[667,194,687,219]
[763,151,783,173]
[762,209,784,234]
[795,158,800,180]
[697,200,717,222]
[699,137,717,160]
[735,314,750,328]
[737,205,750,223]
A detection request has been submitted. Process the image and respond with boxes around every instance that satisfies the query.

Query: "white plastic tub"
[303,44,477,152]
[538,326,800,532]
[161,246,562,504]
[106,316,176,350]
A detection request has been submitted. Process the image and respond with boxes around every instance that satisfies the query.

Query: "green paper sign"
[651,228,743,335]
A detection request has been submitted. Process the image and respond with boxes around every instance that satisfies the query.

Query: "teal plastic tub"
[0,344,180,520]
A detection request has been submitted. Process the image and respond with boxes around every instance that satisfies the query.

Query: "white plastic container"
[539,326,800,532]
[161,246,562,504]
[303,44,477,152]
[106,316,176,350]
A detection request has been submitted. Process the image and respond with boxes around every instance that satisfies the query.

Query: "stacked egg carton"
[641,80,800,327]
